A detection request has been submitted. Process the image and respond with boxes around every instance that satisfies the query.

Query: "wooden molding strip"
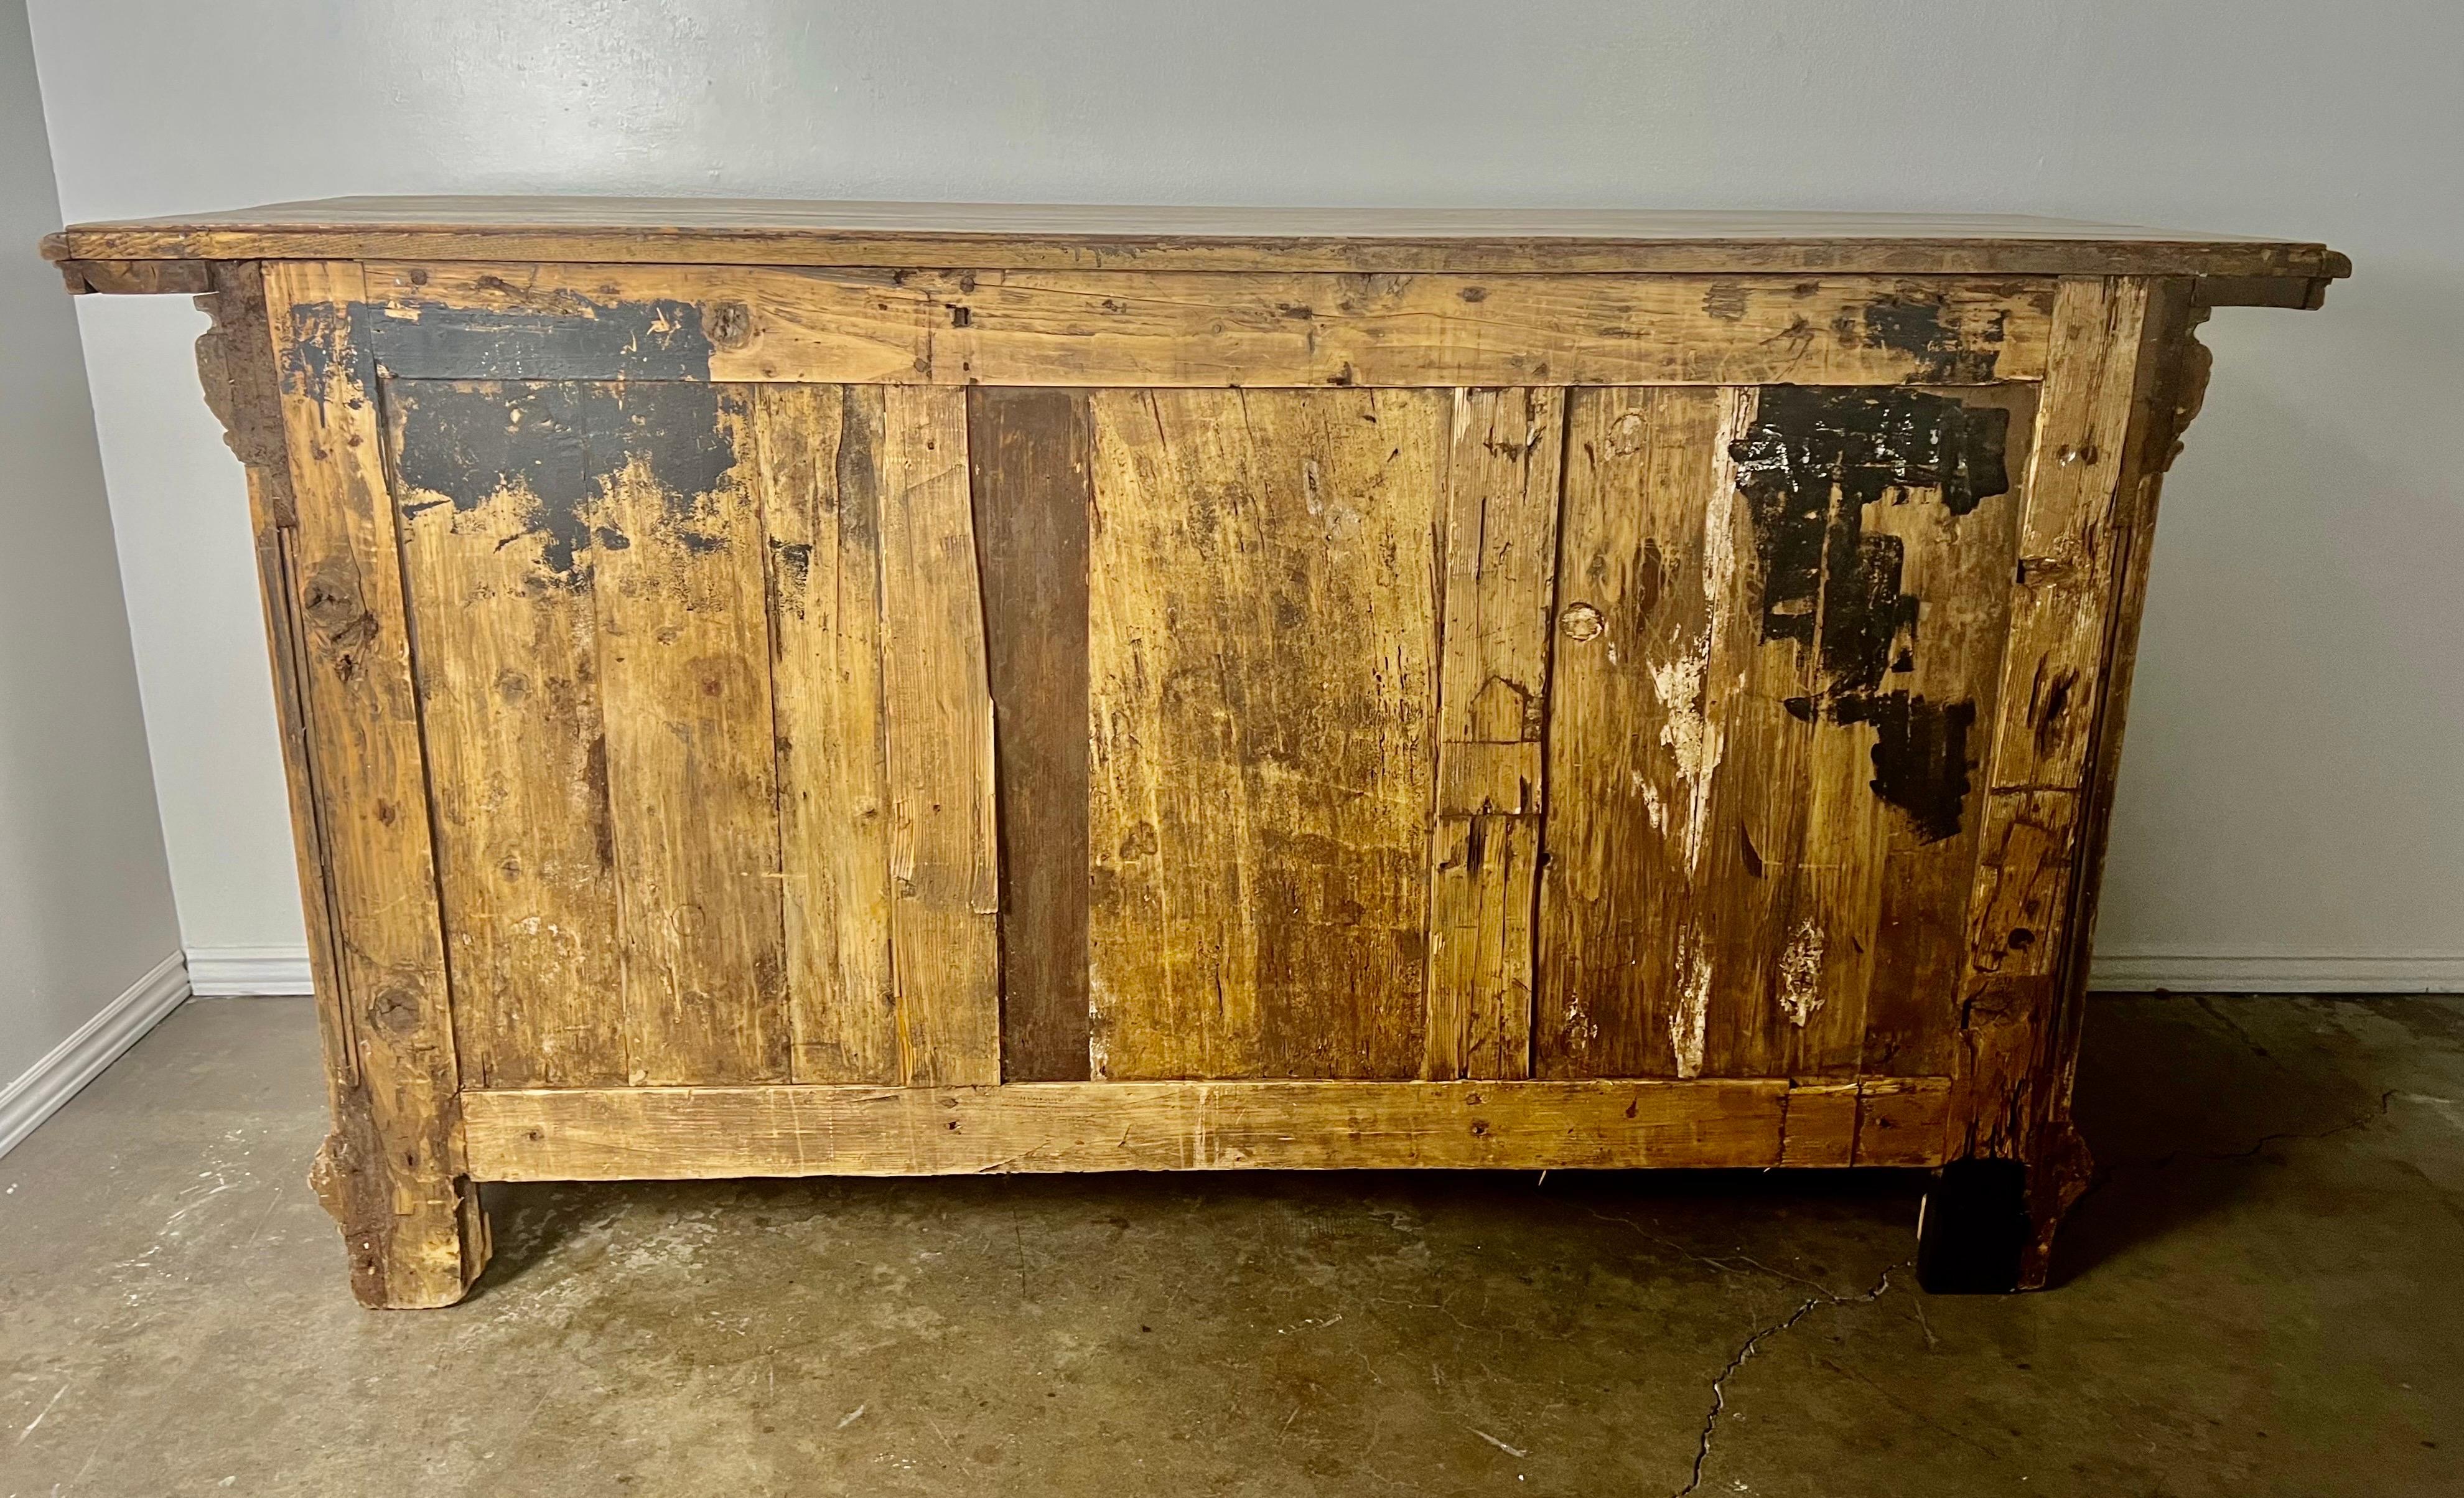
[462,1077,1951,1179]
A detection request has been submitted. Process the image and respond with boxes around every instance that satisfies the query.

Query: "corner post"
[1945,276,2206,1289]
[198,260,486,1307]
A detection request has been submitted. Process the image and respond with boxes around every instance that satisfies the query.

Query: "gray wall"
[0,0,180,1089]
[24,0,2464,988]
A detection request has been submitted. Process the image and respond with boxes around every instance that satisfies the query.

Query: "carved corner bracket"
[192,262,298,527]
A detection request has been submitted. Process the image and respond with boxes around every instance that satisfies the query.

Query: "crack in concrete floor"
[1674,1262,1903,1497]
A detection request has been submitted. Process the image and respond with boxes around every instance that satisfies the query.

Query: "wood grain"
[877,386,1002,1086]
[1086,389,1444,1080]
[1422,388,1563,1080]
[1541,383,2033,1081]
[589,387,791,1085]
[969,388,1095,1082]
[391,381,624,1088]
[1957,281,2161,1067]
[355,263,2055,388]
[1849,384,2037,1077]
[750,384,900,1084]
[263,262,487,1308]
[1947,277,2199,1285]
[49,196,2350,283]
[462,1076,1954,1179]
[1538,386,1744,1079]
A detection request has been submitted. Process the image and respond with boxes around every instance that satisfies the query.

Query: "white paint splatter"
[1650,649,1718,875]
[1670,929,1712,1079]
[1779,920,1826,1028]
[1633,776,1667,833]
[1651,472,1741,877]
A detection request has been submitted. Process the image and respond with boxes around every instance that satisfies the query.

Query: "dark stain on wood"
[968,388,1093,1082]
[1832,691,1978,843]
[1859,292,2008,383]
[390,381,735,576]
[280,301,350,406]
[372,295,717,381]
[1736,385,2009,841]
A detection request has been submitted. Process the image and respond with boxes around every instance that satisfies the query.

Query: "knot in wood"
[706,299,754,349]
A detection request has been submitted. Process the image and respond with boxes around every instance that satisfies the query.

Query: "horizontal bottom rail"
[462,1077,1950,1181]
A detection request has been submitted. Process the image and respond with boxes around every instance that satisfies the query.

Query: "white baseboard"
[2089,950,2464,994]
[0,951,191,1159]
[184,945,317,996]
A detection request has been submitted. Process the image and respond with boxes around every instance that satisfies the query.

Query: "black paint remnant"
[1857,293,2009,383]
[1732,385,2009,842]
[280,302,353,406]
[1829,691,1977,844]
[391,380,735,578]
[371,295,716,382]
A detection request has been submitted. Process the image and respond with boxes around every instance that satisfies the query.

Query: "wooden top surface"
[44,196,2349,281]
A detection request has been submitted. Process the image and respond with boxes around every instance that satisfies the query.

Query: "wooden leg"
[310,1115,490,1309]
[1917,1119,2094,1294]
[1916,1158,2030,1294]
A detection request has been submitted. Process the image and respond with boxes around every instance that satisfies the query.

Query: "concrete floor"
[2,995,2458,1497]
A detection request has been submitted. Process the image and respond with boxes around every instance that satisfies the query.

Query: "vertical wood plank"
[263,261,485,1307]
[1086,389,1445,1080]
[1539,386,1743,1079]
[1543,383,2030,1080]
[390,381,625,1088]
[1954,278,2166,1145]
[1852,383,2037,1075]
[592,384,790,1085]
[754,384,900,1084]
[879,385,1002,1086]
[1714,385,2032,1081]
[969,388,1094,1082]
[1423,388,1562,1080]
[1951,278,2198,1283]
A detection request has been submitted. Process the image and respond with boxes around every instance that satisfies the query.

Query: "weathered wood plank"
[969,388,1094,1082]
[877,386,1002,1086]
[1831,383,2037,1077]
[1423,388,1562,1081]
[1948,277,2198,1286]
[54,200,2349,281]
[1778,1083,1861,1167]
[60,256,215,296]
[1086,389,1444,1080]
[1538,386,1743,1078]
[1542,383,2033,1080]
[1985,279,2159,790]
[592,385,791,1085]
[390,380,625,1088]
[263,261,485,1307]
[751,384,900,1084]
[1855,1077,1954,1166]
[1715,385,2033,1080]
[1955,281,2160,1077]
[462,1075,1954,1179]
[2015,286,2207,1280]
[359,264,2055,387]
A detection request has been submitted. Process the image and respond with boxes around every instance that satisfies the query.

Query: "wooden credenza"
[44,201,2345,1306]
